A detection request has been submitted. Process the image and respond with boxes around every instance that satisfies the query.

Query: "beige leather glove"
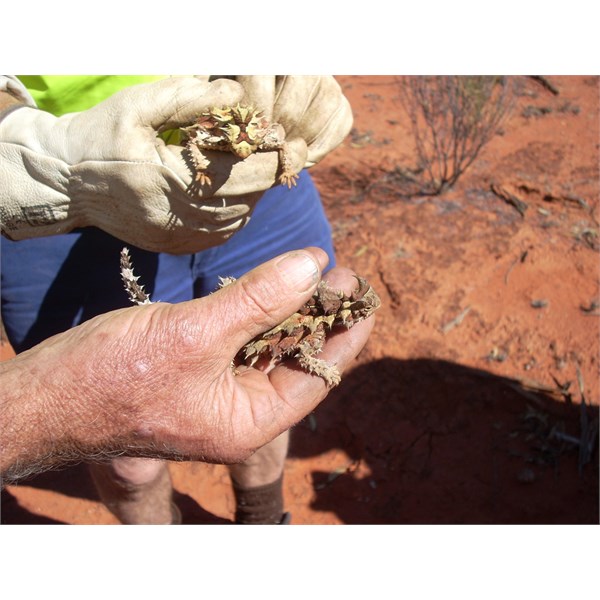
[0,76,307,254]
[182,76,352,195]
[0,76,352,254]
[214,75,353,169]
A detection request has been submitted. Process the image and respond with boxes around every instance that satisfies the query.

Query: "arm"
[0,75,35,121]
[0,75,33,111]
[0,92,23,112]
[0,343,78,481]
[1,248,375,484]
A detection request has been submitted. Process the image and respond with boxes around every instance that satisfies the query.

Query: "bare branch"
[398,76,516,195]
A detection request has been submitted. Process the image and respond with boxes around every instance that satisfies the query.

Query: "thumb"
[208,248,329,355]
[125,76,245,131]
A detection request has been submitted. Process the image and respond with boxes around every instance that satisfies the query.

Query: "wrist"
[0,106,67,159]
[0,88,27,120]
[0,348,68,483]
[0,76,36,109]
[0,339,109,484]
[0,106,80,241]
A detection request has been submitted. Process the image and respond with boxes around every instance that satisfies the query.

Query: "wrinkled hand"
[0,248,375,482]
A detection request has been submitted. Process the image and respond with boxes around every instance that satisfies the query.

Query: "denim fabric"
[1,170,335,353]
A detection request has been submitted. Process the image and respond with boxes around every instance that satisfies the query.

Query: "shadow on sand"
[3,357,597,524]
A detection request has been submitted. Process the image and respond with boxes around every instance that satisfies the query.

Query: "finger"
[321,265,364,293]
[278,314,373,412]
[257,266,375,421]
[231,76,277,119]
[126,77,245,131]
[273,76,353,166]
[202,247,330,354]
[239,290,375,434]
[304,94,353,166]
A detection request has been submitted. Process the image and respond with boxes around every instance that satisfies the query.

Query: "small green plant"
[398,76,515,195]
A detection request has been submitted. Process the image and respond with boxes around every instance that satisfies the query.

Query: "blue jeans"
[1,170,335,353]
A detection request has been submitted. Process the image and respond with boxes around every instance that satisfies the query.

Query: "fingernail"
[276,252,320,293]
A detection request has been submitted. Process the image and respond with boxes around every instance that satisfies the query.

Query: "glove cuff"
[0,106,78,164]
[0,142,83,240]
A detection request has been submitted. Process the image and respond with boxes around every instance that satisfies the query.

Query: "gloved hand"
[0,76,308,254]
[0,76,352,254]
[213,75,353,168]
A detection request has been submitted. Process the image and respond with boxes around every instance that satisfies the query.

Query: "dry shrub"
[398,76,516,195]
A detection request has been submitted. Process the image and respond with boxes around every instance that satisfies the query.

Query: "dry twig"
[398,76,515,195]
[441,306,471,334]
[529,76,560,96]
[491,183,528,217]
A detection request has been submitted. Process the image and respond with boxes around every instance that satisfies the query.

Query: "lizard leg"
[277,142,300,189]
[186,143,212,186]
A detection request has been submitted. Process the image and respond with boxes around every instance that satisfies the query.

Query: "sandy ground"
[1,75,598,524]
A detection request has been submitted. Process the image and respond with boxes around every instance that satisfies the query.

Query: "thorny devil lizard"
[120,248,381,386]
[181,104,300,189]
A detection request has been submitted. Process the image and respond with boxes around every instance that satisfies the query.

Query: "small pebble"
[530,299,549,309]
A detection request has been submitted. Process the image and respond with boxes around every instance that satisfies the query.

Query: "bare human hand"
[0,248,375,484]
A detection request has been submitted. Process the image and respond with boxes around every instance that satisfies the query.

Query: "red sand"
[2,76,598,524]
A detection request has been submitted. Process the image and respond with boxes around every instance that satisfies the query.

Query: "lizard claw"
[195,172,212,186]
[279,171,299,189]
